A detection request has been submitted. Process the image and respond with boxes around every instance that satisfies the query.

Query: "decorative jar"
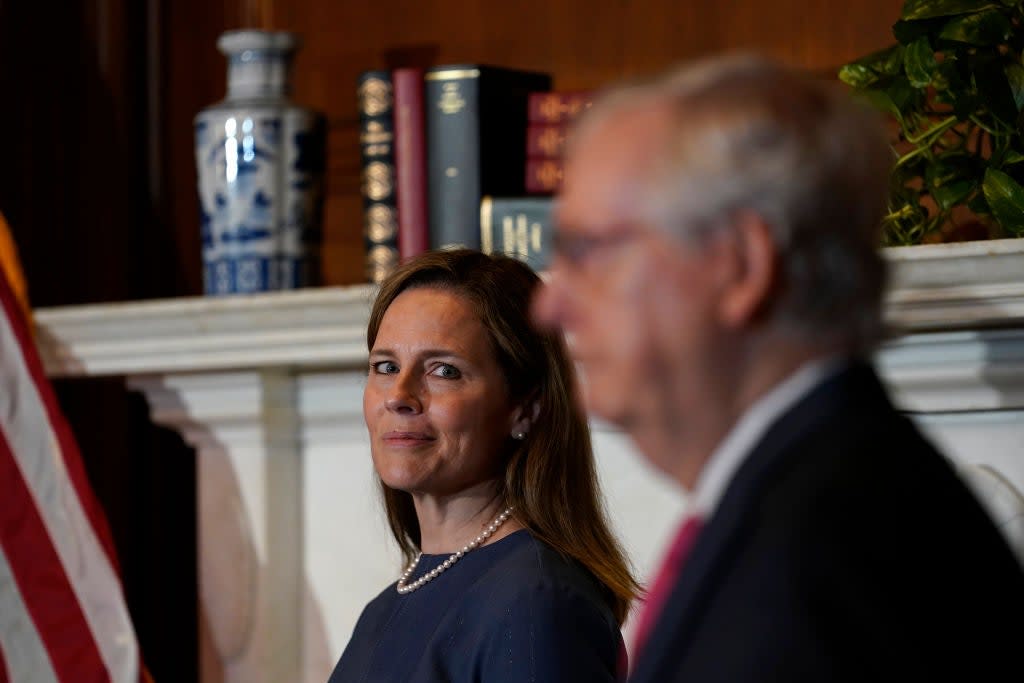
[195,30,325,295]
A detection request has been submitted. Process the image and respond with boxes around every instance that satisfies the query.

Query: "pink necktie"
[632,516,704,659]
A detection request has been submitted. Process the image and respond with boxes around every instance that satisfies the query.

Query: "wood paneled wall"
[256,0,904,286]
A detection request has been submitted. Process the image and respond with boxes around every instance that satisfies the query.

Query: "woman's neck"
[412,482,523,554]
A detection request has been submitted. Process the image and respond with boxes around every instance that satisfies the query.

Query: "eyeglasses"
[551,226,646,269]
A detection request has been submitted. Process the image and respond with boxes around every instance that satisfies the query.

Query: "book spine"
[425,66,484,250]
[392,67,430,262]
[526,123,570,159]
[357,70,399,283]
[480,195,555,272]
[527,90,595,124]
[425,65,552,250]
[525,158,563,194]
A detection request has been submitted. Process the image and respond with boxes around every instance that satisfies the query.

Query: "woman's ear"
[509,398,541,439]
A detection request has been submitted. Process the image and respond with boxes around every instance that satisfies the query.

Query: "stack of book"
[524,90,593,195]
[358,67,597,279]
[482,89,593,272]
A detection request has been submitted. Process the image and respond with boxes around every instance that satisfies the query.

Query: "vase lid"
[217,30,298,57]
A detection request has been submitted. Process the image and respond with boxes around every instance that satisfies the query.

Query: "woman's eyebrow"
[368,347,465,359]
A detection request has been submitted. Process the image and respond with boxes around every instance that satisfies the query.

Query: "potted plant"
[839,0,1024,246]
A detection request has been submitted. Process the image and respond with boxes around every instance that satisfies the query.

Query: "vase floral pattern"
[195,30,324,295]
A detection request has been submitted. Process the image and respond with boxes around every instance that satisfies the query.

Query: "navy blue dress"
[327,529,624,682]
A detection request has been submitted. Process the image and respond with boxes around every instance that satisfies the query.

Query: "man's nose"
[531,270,566,333]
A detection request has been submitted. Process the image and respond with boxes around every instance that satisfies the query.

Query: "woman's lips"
[382,431,435,446]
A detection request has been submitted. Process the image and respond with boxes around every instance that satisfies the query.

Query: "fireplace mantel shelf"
[34,283,378,377]
[30,239,1024,380]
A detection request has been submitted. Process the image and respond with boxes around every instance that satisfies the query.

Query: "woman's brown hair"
[366,249,639,624]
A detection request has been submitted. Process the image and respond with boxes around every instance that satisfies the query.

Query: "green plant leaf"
[839,64,882,88]
[983,167,1024,234]
[838,45,904,87]
[932,178,976,209]
[904,37,937,87]
[1005,63,1024,110]
[1003,150,1024,165]
[849,0,1024,243]
[902,0,1000,20]
[938,8,1012,44]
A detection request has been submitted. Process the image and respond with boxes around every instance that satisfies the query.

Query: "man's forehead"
[558,108,671,234]
[572,102,673,160]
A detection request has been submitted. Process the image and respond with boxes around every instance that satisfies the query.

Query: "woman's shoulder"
[472,530,617,623]
[462,531,623,680]
[493,531,594,582]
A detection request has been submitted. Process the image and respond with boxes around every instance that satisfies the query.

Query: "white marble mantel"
[32,239,1024,683]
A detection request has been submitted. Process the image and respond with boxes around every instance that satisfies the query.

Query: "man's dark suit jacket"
[629,360,1024,682]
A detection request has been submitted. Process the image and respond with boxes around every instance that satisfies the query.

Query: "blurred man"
[532,54,1024,682]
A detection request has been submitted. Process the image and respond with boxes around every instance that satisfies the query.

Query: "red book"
[527,90,595,124]
[526,123,570,159]
[393,67,430,261]
[525,158,563,194]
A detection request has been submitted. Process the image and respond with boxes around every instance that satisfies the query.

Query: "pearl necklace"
[396,506,515,594]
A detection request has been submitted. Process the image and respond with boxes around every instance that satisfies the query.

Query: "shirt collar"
[689,356,847,518]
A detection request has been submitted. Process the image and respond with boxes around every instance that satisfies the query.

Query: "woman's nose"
[384,373,422,413]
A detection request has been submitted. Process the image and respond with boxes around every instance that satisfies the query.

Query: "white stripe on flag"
[0,544,61,683]
[0,317,139,682]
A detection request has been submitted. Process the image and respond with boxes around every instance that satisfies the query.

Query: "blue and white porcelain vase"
[194,30,325,295]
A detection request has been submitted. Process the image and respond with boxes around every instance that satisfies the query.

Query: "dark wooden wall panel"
[262,0,904,285]
[159,0,238,297]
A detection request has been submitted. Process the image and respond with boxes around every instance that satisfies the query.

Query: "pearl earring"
[512,431,526,440]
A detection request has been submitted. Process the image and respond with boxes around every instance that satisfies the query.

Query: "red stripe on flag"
[0,427,110,683]
[0,642,9,683]
[0,275,124,579]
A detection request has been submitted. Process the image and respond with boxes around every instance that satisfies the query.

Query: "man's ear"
[719,211,778,328]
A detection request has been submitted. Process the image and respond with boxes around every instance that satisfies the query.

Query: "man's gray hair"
[578,54,893,351]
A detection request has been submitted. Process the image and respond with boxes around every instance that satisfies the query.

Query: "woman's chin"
[376,469,420,493]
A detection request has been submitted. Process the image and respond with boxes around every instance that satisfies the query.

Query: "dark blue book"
[424,65,552,250]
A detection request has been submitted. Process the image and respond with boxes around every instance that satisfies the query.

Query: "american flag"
[0,220,146,682]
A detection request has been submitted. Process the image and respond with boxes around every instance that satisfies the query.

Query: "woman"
[328,249,639,682]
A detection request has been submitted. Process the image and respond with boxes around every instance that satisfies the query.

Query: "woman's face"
[364,287,518,500]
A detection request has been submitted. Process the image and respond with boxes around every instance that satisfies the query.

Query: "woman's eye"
[371,361,399,374]
[430,363,461,379]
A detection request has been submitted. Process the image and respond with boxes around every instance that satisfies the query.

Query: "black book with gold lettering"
[357,70,399,283]
[479,195,554,272]
[425,65,552,250]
